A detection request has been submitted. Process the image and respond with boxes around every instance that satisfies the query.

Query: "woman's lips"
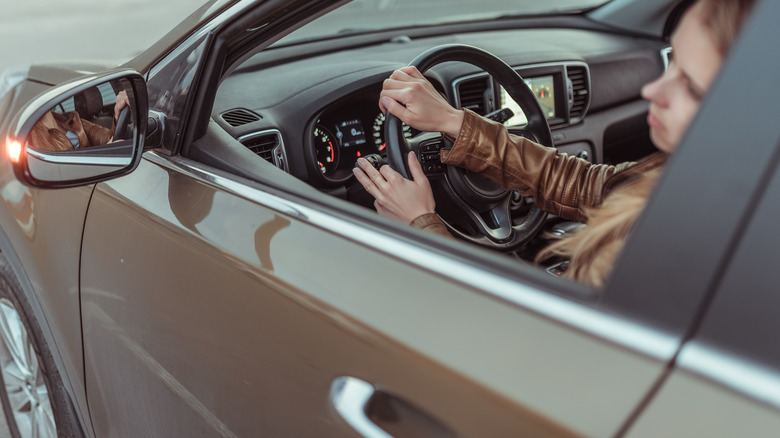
[647,112,665,132]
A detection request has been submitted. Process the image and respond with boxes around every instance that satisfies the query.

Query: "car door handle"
[330,376,455,438]
[331,376,393,438]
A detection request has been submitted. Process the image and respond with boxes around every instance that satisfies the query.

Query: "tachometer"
[313,125,339,175]
[372,113,412,151]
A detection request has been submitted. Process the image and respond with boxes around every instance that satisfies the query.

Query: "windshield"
[277,0,611,45]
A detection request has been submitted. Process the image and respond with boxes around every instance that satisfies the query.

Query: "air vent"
[566,65,590,121]
[238,130,288,171]
[221,108,261,127]
[456,77,491,115]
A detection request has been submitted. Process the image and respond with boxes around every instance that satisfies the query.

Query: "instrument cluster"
[310,92,412,184]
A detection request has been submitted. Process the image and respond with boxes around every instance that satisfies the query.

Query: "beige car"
[0,0,779,437]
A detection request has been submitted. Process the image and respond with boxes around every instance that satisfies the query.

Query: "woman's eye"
[686,81,704,101]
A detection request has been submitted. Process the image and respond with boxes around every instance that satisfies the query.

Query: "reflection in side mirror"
[7,70,147,188]
[28,79,134,152]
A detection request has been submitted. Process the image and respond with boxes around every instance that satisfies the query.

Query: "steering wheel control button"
[419,140,446,174]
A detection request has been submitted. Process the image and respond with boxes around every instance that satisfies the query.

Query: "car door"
[79,140,680,437]
[621,0,780,434]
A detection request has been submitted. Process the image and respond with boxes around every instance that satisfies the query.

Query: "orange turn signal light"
[6,138,22,164]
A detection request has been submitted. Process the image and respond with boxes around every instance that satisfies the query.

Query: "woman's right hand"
[380,66,464,138]
[353,151,436,225]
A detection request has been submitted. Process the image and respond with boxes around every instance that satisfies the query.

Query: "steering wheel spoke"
[459,196,514,242]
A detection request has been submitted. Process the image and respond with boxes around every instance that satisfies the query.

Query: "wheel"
[0,256,74,438]
[385,44,551,251]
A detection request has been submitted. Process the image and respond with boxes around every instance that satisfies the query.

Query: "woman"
[29,90,130,151]
[353,0,757,287]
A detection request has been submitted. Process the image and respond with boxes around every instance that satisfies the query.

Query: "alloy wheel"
[0,298,56,438]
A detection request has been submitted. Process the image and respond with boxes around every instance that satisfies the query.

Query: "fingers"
[407,152,427,183]
[352,165,376,195]
[379,95,408,120]
[390,66,424,80]
[379,163,403,183]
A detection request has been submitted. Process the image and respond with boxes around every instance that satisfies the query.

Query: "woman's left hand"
[113,91,130,121]
[353,151,436,224]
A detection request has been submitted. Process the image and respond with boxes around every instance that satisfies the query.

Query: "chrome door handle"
[330,376,393,438]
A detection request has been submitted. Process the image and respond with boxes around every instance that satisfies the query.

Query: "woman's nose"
[641,74,667,106]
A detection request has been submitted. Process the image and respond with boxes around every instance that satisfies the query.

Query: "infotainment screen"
[499,75,556,126]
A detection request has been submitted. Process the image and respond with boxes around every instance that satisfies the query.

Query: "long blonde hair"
[537,0,758,287]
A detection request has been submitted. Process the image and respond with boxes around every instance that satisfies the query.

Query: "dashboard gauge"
[372,113,412,150]
[313,125,339,175]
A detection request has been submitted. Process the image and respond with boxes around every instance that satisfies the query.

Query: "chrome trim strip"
[678,342,780,410]
[661,47,672,71]
[237,129,289,172]
[26,147,131,166]
[144,152,680,362]
[330,377,391,438]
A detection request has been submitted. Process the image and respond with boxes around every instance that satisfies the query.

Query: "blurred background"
[0,0,205,74]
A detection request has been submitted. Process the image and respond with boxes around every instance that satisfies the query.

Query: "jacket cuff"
[440,108,482,163]
[409,213,453,238]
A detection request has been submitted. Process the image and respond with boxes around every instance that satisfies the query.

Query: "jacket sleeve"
[440,109,633,222]
[82,119,114,147]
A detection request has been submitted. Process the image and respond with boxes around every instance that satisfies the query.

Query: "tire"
[0,255,75,438]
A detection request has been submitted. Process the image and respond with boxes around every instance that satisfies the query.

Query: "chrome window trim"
[144,151,680,362]
[237,129,289,172]
[26,146,132,167]
[678,342,780,410]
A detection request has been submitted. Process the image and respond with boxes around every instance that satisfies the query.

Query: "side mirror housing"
[5,69,147,188]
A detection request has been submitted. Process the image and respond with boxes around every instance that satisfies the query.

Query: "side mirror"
[5,70,147,188]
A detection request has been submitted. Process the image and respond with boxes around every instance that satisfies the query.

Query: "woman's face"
[641,3,723,153]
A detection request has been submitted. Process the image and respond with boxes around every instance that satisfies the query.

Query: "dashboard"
[209,24,667,197]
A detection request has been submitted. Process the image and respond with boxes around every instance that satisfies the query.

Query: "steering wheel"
[385,44,552,251]
[113,105,130,141]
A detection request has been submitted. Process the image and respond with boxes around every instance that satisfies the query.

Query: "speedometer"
[313,125,339,175]
[372,113,412,151]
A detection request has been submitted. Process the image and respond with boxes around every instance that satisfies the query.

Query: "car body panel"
[626,369,780,438]
[79,150,670,436]
[0,175,95,434]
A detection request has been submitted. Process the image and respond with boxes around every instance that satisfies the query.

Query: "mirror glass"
[24,77,137,182]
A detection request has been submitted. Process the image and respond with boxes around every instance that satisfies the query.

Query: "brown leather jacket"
[412,109,666,285]
[29,111,113,152]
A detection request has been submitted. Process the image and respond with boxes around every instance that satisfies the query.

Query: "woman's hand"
[380,67,464,138]
[113,91,130,121]
[353,151,435,224]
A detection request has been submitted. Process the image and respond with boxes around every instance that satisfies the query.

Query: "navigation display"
[499,75,556,126]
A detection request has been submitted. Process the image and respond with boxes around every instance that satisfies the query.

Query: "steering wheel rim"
[385,44,551,251]
[113,105,130,141]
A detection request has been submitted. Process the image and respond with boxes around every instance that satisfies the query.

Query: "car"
[0,0,778,436]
